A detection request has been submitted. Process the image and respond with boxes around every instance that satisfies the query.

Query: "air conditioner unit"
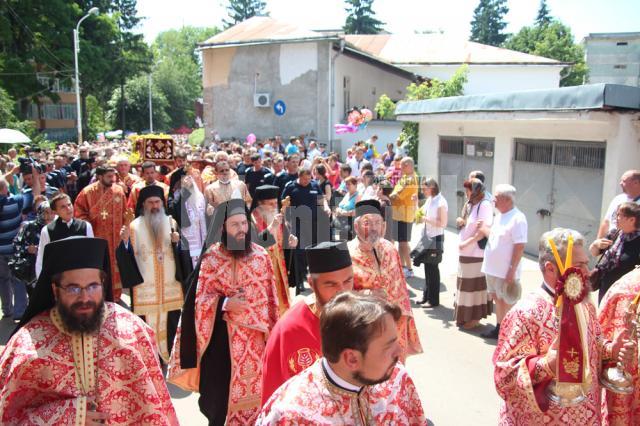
[254,93,270,107]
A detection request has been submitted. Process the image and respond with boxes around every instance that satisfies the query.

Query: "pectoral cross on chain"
[100,209,109,220]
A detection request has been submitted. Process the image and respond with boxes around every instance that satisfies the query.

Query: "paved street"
[0,227,544,425]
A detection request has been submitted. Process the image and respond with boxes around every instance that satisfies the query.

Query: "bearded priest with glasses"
[0,237,178,425]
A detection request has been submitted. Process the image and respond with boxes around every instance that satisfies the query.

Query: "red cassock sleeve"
[260,302,322,405]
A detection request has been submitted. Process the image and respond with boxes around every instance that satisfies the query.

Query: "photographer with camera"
[0,164,41,321]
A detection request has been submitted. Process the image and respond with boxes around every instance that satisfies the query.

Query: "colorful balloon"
[361,108,373,122]
[246,133,256,144]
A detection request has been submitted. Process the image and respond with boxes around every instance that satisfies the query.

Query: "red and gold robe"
[598,267,640,426]
[494,287,611,425]
[74,181,127,300]
[257,359,426,425]
[348,238,423,362]
[127,180,170,211]
[0,303,178,425]
[168,242,279,424]
[252,209,291,316]
[261,297,321,405]
[115,172,140,197]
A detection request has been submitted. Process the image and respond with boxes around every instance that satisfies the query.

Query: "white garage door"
[438,136,494,226]
[512,139,605,255]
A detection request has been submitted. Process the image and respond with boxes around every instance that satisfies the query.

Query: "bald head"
[621,170,640,198]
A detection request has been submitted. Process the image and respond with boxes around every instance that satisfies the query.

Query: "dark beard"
[352,356,398,386]
[222,229,252,258]
[57,300,104,334]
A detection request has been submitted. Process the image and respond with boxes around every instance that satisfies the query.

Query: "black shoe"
[416,297,428,305]
[481,325,500,339]
[2,314,12,320]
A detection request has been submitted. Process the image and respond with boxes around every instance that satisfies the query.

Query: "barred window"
[554,144,605,169]
[439,138,463,155]
[514,141,553,164]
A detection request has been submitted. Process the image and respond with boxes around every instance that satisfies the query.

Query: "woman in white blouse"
[416,177,448,307]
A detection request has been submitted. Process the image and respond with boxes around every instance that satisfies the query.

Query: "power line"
[5,2,72,70]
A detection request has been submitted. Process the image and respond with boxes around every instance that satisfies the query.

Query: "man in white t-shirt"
[480,184,527,339]
[347,147,370,178]
[597,169,640,238]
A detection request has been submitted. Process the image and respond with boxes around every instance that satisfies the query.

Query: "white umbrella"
[0,128,31,144]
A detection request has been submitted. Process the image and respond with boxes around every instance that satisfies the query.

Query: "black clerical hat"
[305,241,352,274]
[15,237,114,332]
[250,185,279,211]
[255,185,279,201]
[354,199,383,219]
[135,184,166,217]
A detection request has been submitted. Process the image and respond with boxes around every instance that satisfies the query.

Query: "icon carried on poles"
[274,100,286,116]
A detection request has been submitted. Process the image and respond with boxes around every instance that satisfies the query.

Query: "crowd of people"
[0,131,637,425]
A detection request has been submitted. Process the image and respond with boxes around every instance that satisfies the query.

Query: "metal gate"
[438,136,494,226]
[512,139,606,255]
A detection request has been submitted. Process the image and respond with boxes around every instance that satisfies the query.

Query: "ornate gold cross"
[100,209,109,220]
[567,347,578,358]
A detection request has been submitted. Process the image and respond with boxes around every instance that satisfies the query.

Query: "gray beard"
[143,207,167,244]
[258,207,276,225]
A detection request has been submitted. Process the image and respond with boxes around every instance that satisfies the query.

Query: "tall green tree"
[223,0,267,29]
[469,0,509,46]
[343,0,384,34]
[504,21,587,86]
[107,74,170,133]
[535,0,552,27]
[152,26,219,129]
[399,66,468,162]
[0,0,150,139]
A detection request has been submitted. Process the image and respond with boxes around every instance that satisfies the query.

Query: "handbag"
[411,234,443,266]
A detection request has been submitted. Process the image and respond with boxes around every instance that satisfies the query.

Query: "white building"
[585,32,640,86]
[345,34,567,95]
[395,83,640,254]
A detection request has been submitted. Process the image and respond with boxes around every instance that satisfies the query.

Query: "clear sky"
[137,0,640,44]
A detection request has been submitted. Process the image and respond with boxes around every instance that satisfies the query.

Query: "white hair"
[494,184,516,202]
[538,228,584,271]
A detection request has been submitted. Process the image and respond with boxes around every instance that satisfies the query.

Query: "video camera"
[18,149,43,175]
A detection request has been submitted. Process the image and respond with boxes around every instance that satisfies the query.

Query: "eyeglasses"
[56,283,103,297]
[217,169,230,173]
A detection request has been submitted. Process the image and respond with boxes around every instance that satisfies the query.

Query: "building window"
[616,42,628,46]
[554,144,605,169]
[613,64,627,69]
[514,140,553,164]
[440,136,494,157]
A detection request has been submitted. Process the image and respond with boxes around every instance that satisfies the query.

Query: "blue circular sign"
[274,100,286,116]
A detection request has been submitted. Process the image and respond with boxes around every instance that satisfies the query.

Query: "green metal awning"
[395,84,640,117]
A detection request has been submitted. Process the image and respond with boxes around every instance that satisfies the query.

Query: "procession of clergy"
[0,153,638,425]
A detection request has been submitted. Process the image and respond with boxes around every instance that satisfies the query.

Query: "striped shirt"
[0,194,30,256]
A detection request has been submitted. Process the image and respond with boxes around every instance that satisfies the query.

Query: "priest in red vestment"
[260,240,354,405]
[251,184,295,316]
[493,228,634,425]
[168,199,280,425]
[127,161,170,213]
[598,266,640,426]
[74,166,129,301]
[349,199,423,362]
[257,292,427,425]
[0,238,177,425]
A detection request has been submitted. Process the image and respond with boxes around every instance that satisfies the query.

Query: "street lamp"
[73,7,99,143]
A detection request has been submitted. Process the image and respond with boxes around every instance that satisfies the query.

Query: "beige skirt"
[454,256,492,324]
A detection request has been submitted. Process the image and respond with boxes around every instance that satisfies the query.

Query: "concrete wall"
[586,36,640,86]
[202,41,331,143]
[409,111,640,218]
[401,64,563,95]
[333,53,410,123]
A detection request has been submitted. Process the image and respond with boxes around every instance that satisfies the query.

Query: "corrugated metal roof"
[395,84,640,117]
[200,16,333,47]
[344,34,564,65]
